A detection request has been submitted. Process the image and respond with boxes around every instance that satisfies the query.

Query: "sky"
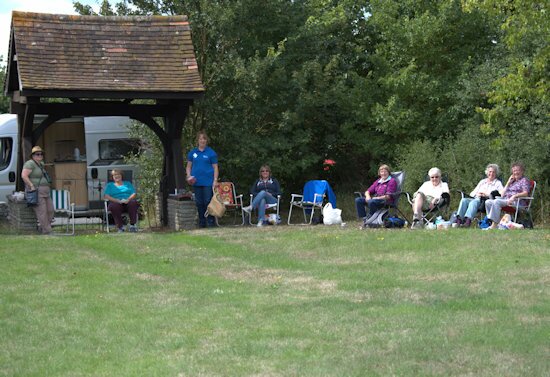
[0,0,100,61]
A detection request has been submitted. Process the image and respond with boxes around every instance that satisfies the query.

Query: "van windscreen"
[98,139,140,160]
[0,138,13,171]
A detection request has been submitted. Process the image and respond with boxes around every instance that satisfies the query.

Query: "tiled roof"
[9,11,205,96]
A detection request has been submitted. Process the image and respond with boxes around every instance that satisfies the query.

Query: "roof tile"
[9,11,205,96]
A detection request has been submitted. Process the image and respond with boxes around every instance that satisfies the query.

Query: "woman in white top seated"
[411,167,450,229]
[456,163,504,227]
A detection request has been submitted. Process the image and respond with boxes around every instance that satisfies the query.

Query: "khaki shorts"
[413,192,436,211]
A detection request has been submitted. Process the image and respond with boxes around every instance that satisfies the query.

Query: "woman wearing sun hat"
[21,146,54,234]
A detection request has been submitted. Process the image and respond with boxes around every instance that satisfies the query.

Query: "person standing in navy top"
[186,131,219,228]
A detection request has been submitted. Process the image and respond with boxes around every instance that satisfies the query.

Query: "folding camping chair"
[246,193,281,225]
[104,200,140,233]
[501,179,537,227]
[50,189,75,235]
[288,180,336,225]
[354,171,409,223]
[454,172,505,223]
[405,173,451,225]
[104,169,138,233]
[215,181,245,226]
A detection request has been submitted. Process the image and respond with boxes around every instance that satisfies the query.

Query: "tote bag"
[205,188,226,218]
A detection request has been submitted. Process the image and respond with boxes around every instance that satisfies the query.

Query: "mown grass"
[1,226,549,376]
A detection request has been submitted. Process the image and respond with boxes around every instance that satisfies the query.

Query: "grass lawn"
[1,226,549,376]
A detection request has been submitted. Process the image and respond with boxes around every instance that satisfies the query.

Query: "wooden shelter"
[3,11,205,225]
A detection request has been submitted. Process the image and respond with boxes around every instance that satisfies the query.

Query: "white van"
[0,114,18,205]
[0,115,139,211]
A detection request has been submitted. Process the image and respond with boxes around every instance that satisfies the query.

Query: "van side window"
[98,139,140,160]
[0,137,13,171]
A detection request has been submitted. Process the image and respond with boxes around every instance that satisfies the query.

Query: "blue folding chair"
[288,180,336,225]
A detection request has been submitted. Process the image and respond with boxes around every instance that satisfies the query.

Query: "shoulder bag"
[25,161,51,207]
[205,187,226,218]
[25,164,41,207]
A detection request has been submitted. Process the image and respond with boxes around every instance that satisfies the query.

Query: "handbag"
[205,188,226,218]
[25,163,43,207]
[25,188,39,207]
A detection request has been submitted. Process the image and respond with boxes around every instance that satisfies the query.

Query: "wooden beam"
[157,105,189,226]
[19,89,204,101]
[32,115,64,140]
[28,101,191,118]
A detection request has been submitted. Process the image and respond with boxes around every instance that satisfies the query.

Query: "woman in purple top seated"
[355,164,398,219]
[484,162,530,230]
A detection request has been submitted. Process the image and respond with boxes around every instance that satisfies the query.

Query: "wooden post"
[159,103,190,226]
[15,103,36,191]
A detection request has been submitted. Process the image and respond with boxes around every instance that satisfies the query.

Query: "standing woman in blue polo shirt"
[186,131,219,228]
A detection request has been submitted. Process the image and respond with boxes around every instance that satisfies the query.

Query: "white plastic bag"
[322,202,342,225]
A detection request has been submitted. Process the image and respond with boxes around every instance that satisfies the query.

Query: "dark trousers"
[194,186,215,227]
[108,199,139,229]
[355,197,386,218]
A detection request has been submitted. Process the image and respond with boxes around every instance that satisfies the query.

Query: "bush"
[125,120,164,227]
[395,124,548,225]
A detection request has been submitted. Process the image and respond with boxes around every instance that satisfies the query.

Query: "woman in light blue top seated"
[104,169,139,232]
[456,163,504,227]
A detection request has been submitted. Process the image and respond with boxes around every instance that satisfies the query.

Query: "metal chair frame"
[456,179,536,226]
[288,192,325,225]
[288,180,337,225]
[215,181,245,226]
[354,171,410,223]
[50,189,75,235]
[405,173,451,224]
[103,170,139,233]
[501,180,537,225]
[104,199,140,233]
[246,194,281,225]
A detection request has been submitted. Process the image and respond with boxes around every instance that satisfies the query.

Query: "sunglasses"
[33,152,44,156]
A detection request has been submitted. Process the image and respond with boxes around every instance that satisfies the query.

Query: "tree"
[466,0,550,179]
[71,0,548,221]
[367,0,498,142]
[0,57,9,113]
